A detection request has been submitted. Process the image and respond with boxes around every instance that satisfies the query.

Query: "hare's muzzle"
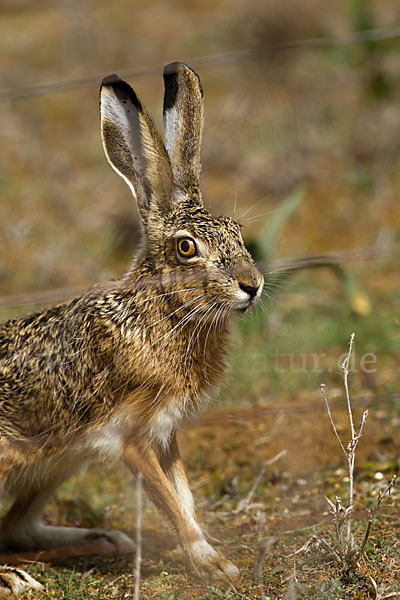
[232,262,264,311]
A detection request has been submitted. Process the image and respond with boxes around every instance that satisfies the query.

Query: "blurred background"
[0,1,399,596]
[0,0,399,401]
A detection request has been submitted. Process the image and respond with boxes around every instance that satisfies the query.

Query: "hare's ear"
[100,74,174,233]
[163,62,203,199]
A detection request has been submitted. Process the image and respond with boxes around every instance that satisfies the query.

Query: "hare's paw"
[104,530,136,553]
[83,529,136,553]
[0,567,44,595]
[188,539,239,580]
[0,524,136,556]
[206,555,239,581]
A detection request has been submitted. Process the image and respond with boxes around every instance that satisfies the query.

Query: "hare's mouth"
[235,298,256,313]
[233,283,262,312]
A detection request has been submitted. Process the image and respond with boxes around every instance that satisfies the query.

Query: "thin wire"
[1,25,400,102]
[0,243,397,313]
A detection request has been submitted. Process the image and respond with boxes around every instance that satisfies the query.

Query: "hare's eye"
[177,238,196,259]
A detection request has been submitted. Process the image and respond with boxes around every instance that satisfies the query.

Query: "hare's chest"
[148,402,185,450]
[148,392,209,450]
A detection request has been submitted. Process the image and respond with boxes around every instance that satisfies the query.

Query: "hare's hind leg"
[0,487,136,557]
[0,453,44,594]
[0,453,135,559]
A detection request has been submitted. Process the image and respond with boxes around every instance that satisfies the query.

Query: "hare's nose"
[233,262,263,299]
[239,282,259,298]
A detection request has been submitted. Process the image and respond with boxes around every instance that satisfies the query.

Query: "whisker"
[242,210,274,224]
[238,197,268,222]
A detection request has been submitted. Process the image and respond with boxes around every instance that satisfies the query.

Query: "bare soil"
[7,394,400,599]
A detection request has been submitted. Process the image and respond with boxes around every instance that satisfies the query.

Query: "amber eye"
[177,238,196,259]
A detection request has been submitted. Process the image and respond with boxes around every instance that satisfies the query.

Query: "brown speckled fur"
[0,63,263,592]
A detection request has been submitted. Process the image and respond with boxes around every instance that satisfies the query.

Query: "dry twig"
[254,520,275,600]
[358,475,396,562]
[320,334,370,572]
[234,450,286,515]
[294,335,396,582]
[134,473,143,600]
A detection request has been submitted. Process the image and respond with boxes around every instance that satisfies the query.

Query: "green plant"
[247,186,371,316]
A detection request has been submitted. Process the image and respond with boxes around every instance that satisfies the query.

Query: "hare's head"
[100,63,263,316]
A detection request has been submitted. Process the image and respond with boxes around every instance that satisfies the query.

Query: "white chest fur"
[148,392,210,449]
[84,402,182,459]
[87,423,123,460]
[148,403,184,450]
[86,393,209,458]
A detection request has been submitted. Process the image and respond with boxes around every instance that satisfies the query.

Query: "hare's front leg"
[123,437,239,580]
[158,433,196,519]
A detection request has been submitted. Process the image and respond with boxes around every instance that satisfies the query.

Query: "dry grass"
[7,393,397,598]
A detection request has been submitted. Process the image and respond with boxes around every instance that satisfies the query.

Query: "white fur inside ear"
[173,188,187,203]
[101,88,145,198]
[164,106,179,154]
[107,160,138,201]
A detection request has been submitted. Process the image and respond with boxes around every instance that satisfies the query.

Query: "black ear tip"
[101,73,122,88]
[163,62,178,75]
[163,61,182,76]
[163,62,203,108]
[101,74,142,111]
[163,61,198,78]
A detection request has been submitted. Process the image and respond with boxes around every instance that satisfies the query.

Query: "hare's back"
[0,303,71,357]
[0,301,82,439]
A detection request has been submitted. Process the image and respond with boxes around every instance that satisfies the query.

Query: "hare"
[0,62,263,593]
